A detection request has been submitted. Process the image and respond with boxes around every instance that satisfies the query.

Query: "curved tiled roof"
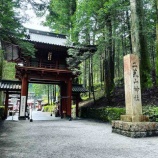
[72,84,88,93]
[25,29,67,46]
[0,80,87,93]
[0,80,21,91]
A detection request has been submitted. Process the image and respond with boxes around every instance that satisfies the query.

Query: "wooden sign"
[20,96,26,117]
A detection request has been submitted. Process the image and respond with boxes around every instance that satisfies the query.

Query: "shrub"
[43,105,55,112]
[80,106,158,123]
[0,106,5,120]
[79,106,125,123]
[143,106,158,122]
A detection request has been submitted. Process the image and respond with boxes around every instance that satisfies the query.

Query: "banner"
[20,96,26,117]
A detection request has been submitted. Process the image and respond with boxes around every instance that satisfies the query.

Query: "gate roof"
[0,80,21,92]
[0,80,87,93]
[25,29,67,46]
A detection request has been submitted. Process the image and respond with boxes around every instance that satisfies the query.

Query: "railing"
[23,61,67,70]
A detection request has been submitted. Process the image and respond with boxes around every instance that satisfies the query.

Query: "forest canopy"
[1,0,158,102]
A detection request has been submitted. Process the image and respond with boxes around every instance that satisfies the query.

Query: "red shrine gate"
[1,29,95,120]
[16,29,75,119]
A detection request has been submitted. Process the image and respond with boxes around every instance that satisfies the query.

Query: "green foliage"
[81,95,89,101]
[114,77,124,87]
[45,0,76,36]
[0,0,24,40]
[143,106,158,122]
[2,61,16,80]
[156,37,158,85]
[80,107,125,123]
[141,71,153,88]
[43,0,158,91]
[0,106,5,120]
[17,40,36,57]
[43,105,55,112]
[80,105,158,123]
[67,48,91,74]
[0,49,4,80]
[0,0,36,57]
[31,84,47,98]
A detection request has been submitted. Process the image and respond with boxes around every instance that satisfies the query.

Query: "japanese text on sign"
[20,96,26,116]
[132,62,140,101]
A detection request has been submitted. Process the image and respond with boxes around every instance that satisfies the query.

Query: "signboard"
[20,96,26,117]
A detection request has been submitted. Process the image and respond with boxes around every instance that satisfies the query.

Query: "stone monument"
[112,54,158,138]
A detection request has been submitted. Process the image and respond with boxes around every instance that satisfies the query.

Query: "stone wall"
[112,120,158,138]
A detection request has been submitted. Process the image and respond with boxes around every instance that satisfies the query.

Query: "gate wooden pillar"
[60,79,72,119]
[4,91,9,119]
[60,82,67,118]
[19,74,28,120]
[66,79,72,118]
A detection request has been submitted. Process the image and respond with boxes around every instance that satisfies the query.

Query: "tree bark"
[130,0,151,88]
[156,0,158,85]
[0,44,4,105]
[104,16,114,105]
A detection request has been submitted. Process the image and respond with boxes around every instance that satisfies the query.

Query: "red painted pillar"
[60,82,67,118]
[4,91,9,119]
[19,74,28,119]
[21,74,28,96]
[67,79,72,118]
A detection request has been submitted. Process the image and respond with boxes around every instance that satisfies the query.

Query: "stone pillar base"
[121,114,149,122]
[112,120,158,138]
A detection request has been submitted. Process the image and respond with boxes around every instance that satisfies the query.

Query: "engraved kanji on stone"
[132,62,139,78]
[134,95,140,101]
[134,78,139,84]
[134,86,140,92]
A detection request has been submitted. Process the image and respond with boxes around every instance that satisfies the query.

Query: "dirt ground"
[79,86,158,108]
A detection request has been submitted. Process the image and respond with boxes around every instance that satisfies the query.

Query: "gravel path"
[1,114,158,158]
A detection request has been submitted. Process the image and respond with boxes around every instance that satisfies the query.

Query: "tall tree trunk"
[126,10,132,54]
[90,52,95,103]
[130,0,151,88]
[0,45,4,105]
[130,0,141,56]
[100,55,103,89]
[54,85,56,101]
[50,85,52,105]
[105,17,114,105]
[48,85,50,104]
[88,57,91,98]
[83,60,87,88]
[156,0,158,85]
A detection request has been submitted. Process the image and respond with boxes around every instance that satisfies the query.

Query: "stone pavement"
[6,110,59,121]
[1,112,158,158]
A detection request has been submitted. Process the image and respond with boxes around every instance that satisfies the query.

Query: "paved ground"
[1,112,158,158]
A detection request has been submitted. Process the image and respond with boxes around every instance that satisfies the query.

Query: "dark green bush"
[79,106,125,122]
[0,106,5,120]
[43,105,55,112]
[143,106,158,122]
[80,106,158,122]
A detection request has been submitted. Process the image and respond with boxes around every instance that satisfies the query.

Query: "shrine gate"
[1,29,95,120]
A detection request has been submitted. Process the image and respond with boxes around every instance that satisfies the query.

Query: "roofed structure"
[0,80,87,94]
[0,80,21,91]
[25,29,67,46]
[72,84,88,93]
[1,28,94,120]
